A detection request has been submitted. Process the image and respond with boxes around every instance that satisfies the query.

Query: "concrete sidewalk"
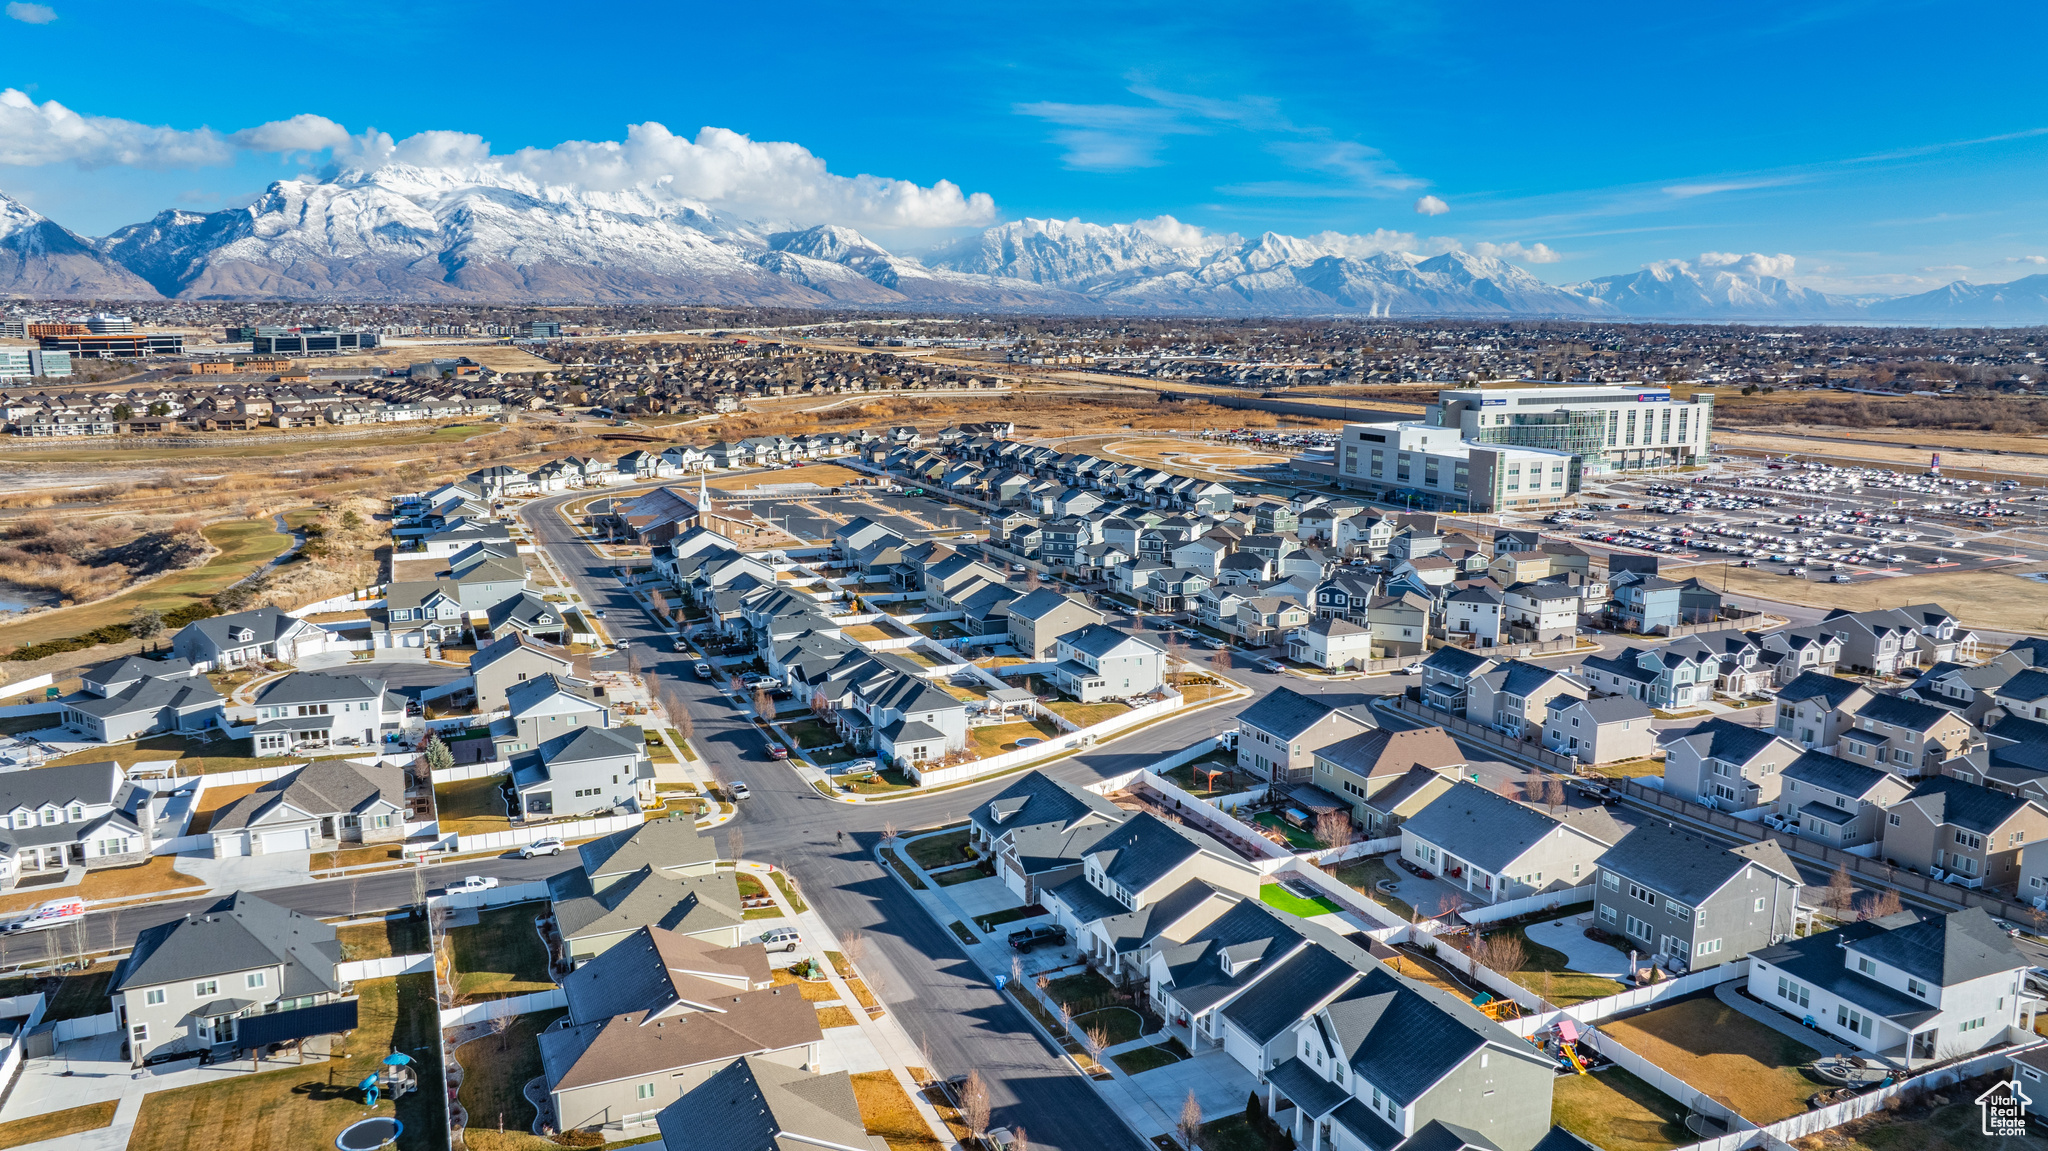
[1713,978,1855,1058]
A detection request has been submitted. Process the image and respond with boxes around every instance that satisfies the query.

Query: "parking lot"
[1539,460,2048,586]
[741,492,990,544]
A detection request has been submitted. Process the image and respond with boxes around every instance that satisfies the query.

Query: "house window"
[1907,978,1927,998]
[637,1083,656,1100]
[1836,1005,1873,1038]
[132,1024,149,1044]
[1776,977,1809,1008]
[1602,872,1620,891]
[1888,814,1901,827]
[1695,939,1722,957]
[1625,914,1653,941]
[194,980,218,997]
[145,989,166,1006]
[1599,904,1617,924]
[1628,882,1654,904]
[1754,897,1766,912]
[1856,956,1876,976]
[246,972,266,989]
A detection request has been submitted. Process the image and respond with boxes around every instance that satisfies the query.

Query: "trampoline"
[336,1118,403,1150]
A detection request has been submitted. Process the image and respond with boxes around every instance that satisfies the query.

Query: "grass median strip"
[0,1099,117,1149]
[817,1005,860,1029]
[849,1070,942,1151]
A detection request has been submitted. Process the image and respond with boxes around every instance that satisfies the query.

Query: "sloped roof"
[1238,687,1375,741]
[207,759,402,832]
[115,891,340,997]
[1399,781,1575,874]
[1594,824,1799,904]
[560,925,770,1025]
[538,984,820,1092]
[655,1058,882,1151]
[1844,906,2026,987]
[1316,727,1464,781]
[1901,775,2033,835]
[1781,750,1899,800]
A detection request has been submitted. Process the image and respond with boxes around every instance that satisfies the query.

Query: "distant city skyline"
[1,0,2043,296]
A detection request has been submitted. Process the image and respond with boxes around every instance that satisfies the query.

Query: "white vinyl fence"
[1459,885,1594,926]
[904,691,1187,788]
[427,879,551,913]
[439,987,566,1028]
[1583,1025,1751,1133]
[451,811,641,854]
[55,1012,119,1043]
[1509,960,1749,1037]
[337,953,434,981]
[431,762,505,785]
[1299,838,1403,866]
[1091,766,1294,863]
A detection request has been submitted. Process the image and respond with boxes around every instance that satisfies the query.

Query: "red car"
[766,744,790,760]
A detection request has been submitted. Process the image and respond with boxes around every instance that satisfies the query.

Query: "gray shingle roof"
[1087,811,1229,895]
[114,891,339,997]
[253,671,385,707]
[1844,906,2027,986]
[656,1058,881,1151]
[1901,775,2031,835]
[1399,781,1573,874]
[207,759,402,832]
[1662,717,1788,766]
[1594,824,1798,905]
[1855,693,1961,732]
[1781,751,1897,799]
[1238,687,1369,740]
[2001,669,2048,704]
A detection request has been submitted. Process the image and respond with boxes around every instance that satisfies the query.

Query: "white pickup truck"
[446,876,499,895]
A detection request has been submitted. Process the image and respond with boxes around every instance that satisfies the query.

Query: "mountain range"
[1,167,2041,323]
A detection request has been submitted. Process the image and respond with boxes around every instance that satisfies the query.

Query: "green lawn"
[1251,812,1322,850]
[446,902,555,1000]
[0,962,116,1023]
[434,775,511,837]
[1109,1038,1189,1077]
[844,768,919,795]
[933,863,993,887]
[1073,1006,1144,1046]
[782,718,844,749]
[905,828,973,870]
[1260,882,1344,918]
[0,518,296,653]
[738,874,784,921]
[1198,1114,1274,1151]
[1042,970,1118,1014]
[1552,1068,1692,1151]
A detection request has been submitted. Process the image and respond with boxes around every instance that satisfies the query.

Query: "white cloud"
[2005,255,2048,265]
[1413,194,1448,216]
[1661,177,1798,198]
[1012,102,1200,170]
[0,88,230,168]
[6,3,56,23]
[1303,228,1423,257]
[1470,240,1560,264]
[229,114,351,154]
[1698,251,1797,277]
[1130,215,1235,251]
[335,122,997,229]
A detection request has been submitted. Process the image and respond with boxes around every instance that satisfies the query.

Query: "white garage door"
[261,828,311,853]
[217,834,249,857]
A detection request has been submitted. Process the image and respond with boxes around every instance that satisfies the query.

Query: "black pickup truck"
[1007,924,1067,953]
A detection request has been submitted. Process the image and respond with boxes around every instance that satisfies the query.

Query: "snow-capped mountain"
[1866,274,2048,323]
[0,193,156,299]
[1569,262,1852,319]
[0,171,2037,321]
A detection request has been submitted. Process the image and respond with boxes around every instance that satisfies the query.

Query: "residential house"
[1773,672,1875,751]
[0,760,155,887]
[1466,661,1590,740]
[1310,727,1465,835]
[466,632,578,713]
[1747,907,2029,1067]
[1443,584,1505,647]
[1004,589,1105,661]
[1906,652,2041,726]
[1775,751,1913,850]
[1609,575,1685,634]
[1237,688,1378,785]
[1838,695,1982,778]
[1882,775,2048,890]
[1660,719,1801,810]
[1399,781,1620,905]
[1053,812,1264,947]
[1049,623,1166,703]
[1751,625,1845,686]
[249,672,408,758]
[206,759,406,857]
[1235,596,1310,647]
[1592,825,1803,970]
[1287,616,1376,671]
[1418,647,1498,716]
[112,892,346,1066]
[1364,592,1431,658]
[1578,643,1712,710]
[1821,604,1976,676]
[549,856,747,965]
[539,925,820,1133]
[491,673,611,757]
[511,724,654,820]
[171,606,331,671]
[1542,695,1656,766]
[653,1058,886,1151]
[1503,580,1582,644]
[1992,669,2048,723]
[968,770,1128,903]
[61,657,223,743]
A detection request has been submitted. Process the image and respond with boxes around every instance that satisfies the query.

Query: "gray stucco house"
[62,656,223,744]
[1399,781,1621,907]
[1592,825,1802,971]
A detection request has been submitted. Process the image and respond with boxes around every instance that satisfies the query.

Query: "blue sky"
[2,0,2044,295]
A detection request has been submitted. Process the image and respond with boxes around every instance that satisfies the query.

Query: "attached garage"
[216,833,249,857]
[260,827,312,854]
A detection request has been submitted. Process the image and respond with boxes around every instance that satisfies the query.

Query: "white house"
[1049,624,1166,703]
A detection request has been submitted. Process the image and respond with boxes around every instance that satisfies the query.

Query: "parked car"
[729,781,754,799]
[694,661,713,677]
[1256,658,1285,673]
[765,743,789,760]
[760,927,801,953]
[1008,924,1066,953]
[447,876,499,895]
[1830,573,1853,583]
[520,838,565,859]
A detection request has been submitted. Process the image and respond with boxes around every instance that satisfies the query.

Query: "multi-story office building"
[250,327,380,355]
[1334,420,1579,513]
[522,321,563,339]
[37,333,184,357]
[86,313,134,334]
[1428,382,1714,474]
[0,348,71,380]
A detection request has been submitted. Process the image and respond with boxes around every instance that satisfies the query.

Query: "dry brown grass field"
[1688,562,2048,632]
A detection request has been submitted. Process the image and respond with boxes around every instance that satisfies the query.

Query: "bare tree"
[1544,777,1567,812]
[1434,891,1465,925]
[1059,1000,1075,1039]
[1497,778,1523,801]
[1474,932,1527,975]
[671,704,693,742]
[1178,1089,1204,1150]
[840,929,867,977]
[881,821,897,844]
[1314,810,1354,849]
[727,825,744,864]
[1862,887,1904,920]
[1083,1020,1110,1064]
[959,1070,990,1139]
[753,686,774,719]
[1822,864,1854,913]
[1011,1127,1029,1151]
[624,645,644,679]
[489,1012,514,1052]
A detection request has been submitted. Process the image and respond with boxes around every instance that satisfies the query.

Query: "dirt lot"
[1690,563,2048,632]
[706,463,865,491]
[1716,429,2048,479]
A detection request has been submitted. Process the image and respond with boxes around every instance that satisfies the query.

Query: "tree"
[129,607,164,644]
[1862,887,1904,920]
[1544,778,1567,813]
[423,736,455,776]
[1178,1089,1204,1150]
[112,403,133,421]
[1313,810,1353,849]
[1474,931,1526,976]
[672,704,693,743]
[753,686,773,719]
[1434,890,1465,925]
[1083,1020,1110,1064]
[1011,1127,1029,1151]
[959,1071,990,1139]
[1825,864,1855,914]
[840,929,867,977]
[727,825,744,864]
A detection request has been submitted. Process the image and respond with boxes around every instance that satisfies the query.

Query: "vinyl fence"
[55,1012,119,1043]
[440,987,566,1028]
[1459,884,1594,926]
[451,811,641,855]
[430,762,505,785]
[427,879,551,913]
[1299,838,1404,866]
[903,690,1187,787]
[1583,1025,1752,1132]
[337,953,434,982]
[1508,960,1750,1038]
[1091,767,1296,863]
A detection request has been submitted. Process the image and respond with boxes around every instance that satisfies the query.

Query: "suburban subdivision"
[0,310,2046,1151]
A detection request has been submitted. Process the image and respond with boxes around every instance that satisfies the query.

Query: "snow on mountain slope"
[1866,274,2048,323]
[0,193,158,299]
[757,224,1092,308]
[1570,261,1852,319]
[925,217,1222,288]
